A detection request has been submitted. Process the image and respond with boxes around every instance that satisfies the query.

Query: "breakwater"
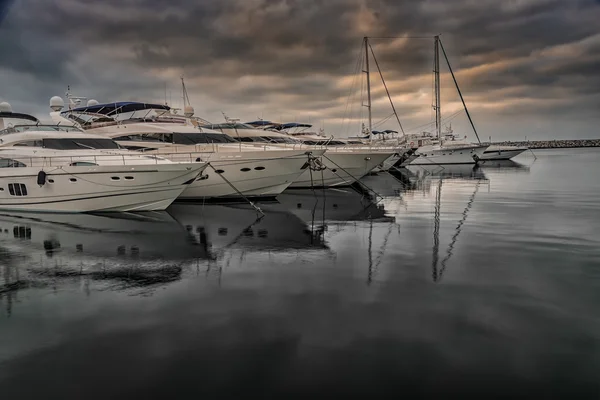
[491,139,600,149]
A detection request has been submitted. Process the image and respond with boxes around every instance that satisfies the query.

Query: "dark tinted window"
[0,158,27,168]
[173,132,237,144]
[42,138,120,150]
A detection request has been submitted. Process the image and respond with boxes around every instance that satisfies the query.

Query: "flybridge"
[66,102,171,116]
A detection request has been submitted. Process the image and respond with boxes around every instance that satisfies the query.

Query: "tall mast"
[434,35,441,140]
[364,37,372,139]
[181,75,187,109]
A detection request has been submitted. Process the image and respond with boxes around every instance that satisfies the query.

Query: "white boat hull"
[481,147,528,160]
[410,145,488,165]
[155,149,320,200]
[289,152,392,187]
[0,164,204,212]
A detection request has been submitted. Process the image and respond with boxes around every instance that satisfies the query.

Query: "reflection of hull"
[278,188,394,223]
[0,164,204,212]
[411,145,488,165]
[167,203,328,252]
[480,159,530,171]
[481,146,528,160]
[405,164,487,180]
[290,152,392,187]
[0,211,208,260]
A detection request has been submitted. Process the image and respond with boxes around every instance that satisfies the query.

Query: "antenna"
[433,36,441,140]
[363,37,372,140]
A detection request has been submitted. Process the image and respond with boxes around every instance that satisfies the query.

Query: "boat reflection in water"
[479,159,531,172]
[168,203,329,254]
[278,187,394,225]
[383,165,488,282]
[0,211,210,305]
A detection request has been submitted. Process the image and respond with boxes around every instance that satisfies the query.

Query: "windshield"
[42,138,121,150]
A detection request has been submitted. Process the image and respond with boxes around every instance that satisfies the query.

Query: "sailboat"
[408,36,489,165]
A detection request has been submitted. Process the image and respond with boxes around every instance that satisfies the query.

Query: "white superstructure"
[0,110,205,212]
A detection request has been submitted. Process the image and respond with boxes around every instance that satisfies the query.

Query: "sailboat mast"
[364,37,373,139]
[434,35,441,140]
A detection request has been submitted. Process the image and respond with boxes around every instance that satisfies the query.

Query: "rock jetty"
[491,139,600,149]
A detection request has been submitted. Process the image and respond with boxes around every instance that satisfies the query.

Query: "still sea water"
[0,148,599,398]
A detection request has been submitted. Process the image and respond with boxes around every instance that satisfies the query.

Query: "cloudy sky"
[1,0,599,140]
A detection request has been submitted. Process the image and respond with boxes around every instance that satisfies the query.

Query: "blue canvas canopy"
[383,129,398,134]
[67,102,170,115]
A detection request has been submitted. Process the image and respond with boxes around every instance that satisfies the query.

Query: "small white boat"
[480,145,528,161]
[0,108,205,212]
[408,129,488,165]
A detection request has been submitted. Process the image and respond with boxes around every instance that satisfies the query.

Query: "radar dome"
[0,102,12,113]
[50,96,65,111]
[184,105,195,117]
[87,99,99,107]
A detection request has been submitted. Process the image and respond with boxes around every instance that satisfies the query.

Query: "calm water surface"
[1,148,599,398]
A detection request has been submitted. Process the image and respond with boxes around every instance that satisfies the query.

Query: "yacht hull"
[289,152,392,188]
[410,145,488,165]
[0,164,204,212]
[158,149,319,200]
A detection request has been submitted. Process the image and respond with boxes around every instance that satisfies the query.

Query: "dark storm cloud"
[0,0,599,138]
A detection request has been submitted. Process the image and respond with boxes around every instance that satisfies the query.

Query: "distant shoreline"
[491,139,600,149]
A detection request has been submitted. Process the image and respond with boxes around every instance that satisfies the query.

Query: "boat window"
[70,161,98,166]
[236,137,258,142]
[113,134,164,142]
[200,123,256,130]
[261,136,297,144]
[8,183,27,196]
[13,140,43,147]
[42,138,121,150]
[172,132,237,144]
[0,158,27,168]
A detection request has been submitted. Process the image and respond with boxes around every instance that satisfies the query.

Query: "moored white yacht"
[207,120,393,187]
[53,100,321,200]
[0,107,205,212]
[408,127,488,165]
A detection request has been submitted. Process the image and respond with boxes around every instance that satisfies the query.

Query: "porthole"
[69,178,77,183]
[195,157,202,162]
[331,168,337,173]
[254,166,265,171]
[240,167,251,172]
[48,179,55,183]
[124,176,134,180]
[215,169,225,174]
[0,188,3,191]
[111,177,121,181]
